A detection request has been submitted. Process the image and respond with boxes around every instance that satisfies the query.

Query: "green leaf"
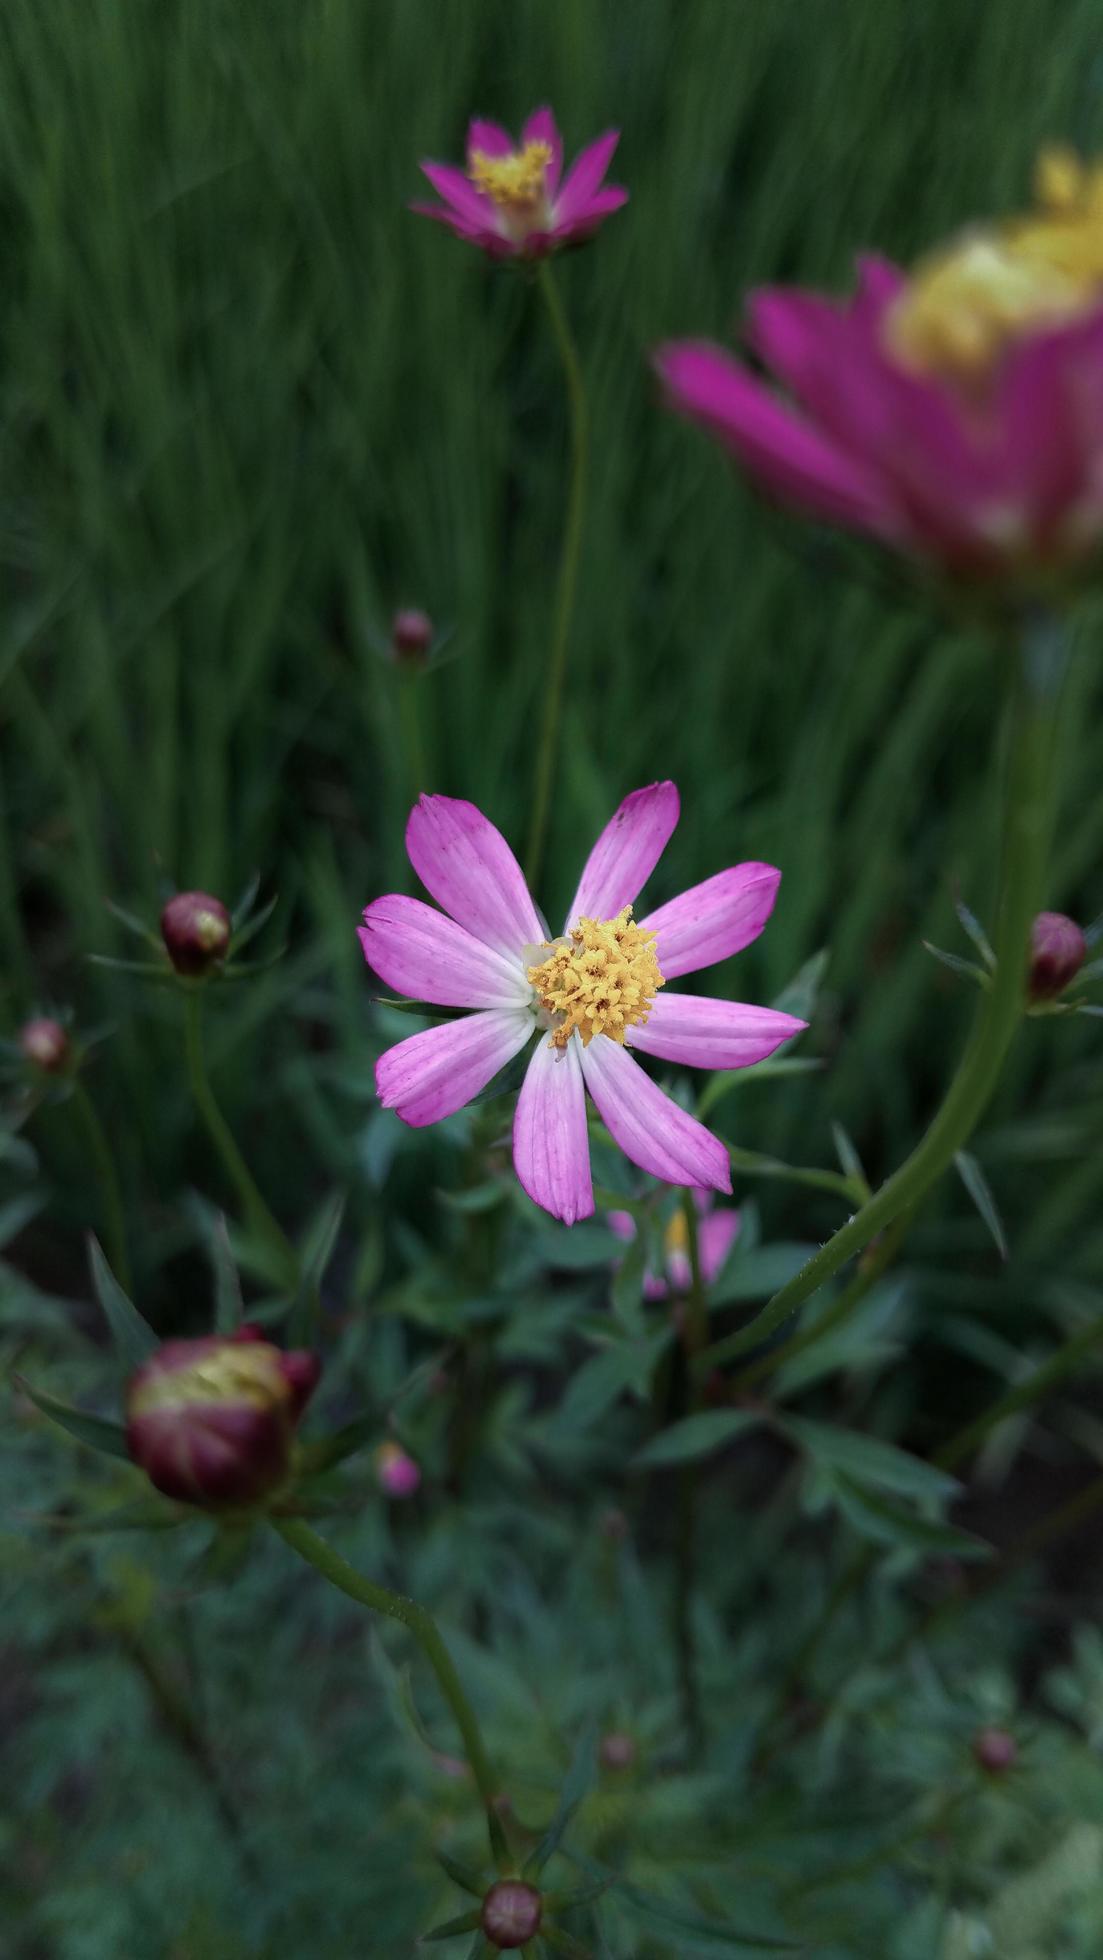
[209,1214,244,1332]
[724,1145,857,1201]
[922,941,989,985]
[772,946,828,1023]
[955,1149,1008,1261]
[422,1909,482,1941]
[16,1377,131,1460]
[523,1720,597,1878]
[695,1055,822,1122]
[434,1848,485,1898]
[832,1476,992,1559]
[831,1122,867,1190]
[707,1244,819,1307]
[554,1330,671,1433]
[297,1411,377,1474]
[87,1236,157,1371]
[610,1224,648,1334]
[0,1191,45,1249]
[288,1188,345,1343]
[954,894,996,968]
[781,1415,960,1501]
[632,1408,761,1468]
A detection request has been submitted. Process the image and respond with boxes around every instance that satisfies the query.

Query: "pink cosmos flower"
[359,783,805,1226]
[412,105,627,260]
[607,1191,741,1300]
[655,189,1103,581]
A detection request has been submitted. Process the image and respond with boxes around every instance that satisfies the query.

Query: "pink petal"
[522,105,562,198]
[654,340,893,537]
[640,863,781,980]
[553,185,628,240]
[376,1010,532,1127]
[627,994,806,1070]
[466,119,514,161]
[406,795,544,957]
[359,896,529,1009]
[579,1039,731,1194]
[409,201,510,255]
[513,1037,594,1224]
[606,1210,637,1244]
[566,782,680,927]
[698,1208,742,1285]
[554,130,619,225]
[418,162,494,230]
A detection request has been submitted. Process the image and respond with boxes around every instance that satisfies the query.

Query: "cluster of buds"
[125,1327,320,1508]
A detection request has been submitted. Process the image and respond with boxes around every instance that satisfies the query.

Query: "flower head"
[375,1440,421,1498]
[19,1017,72,1075]
[1028,909,1087,1000]
[359,785,804,1224]
[412,106,627,260]
[160,891,232,977]
[125,1327,320,1508]
[656,149,1103,585]
[480,1879,542,1948]
[391,607,434,665]
[608,1190,741,1299]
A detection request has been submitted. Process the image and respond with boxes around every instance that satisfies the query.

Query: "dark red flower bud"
[599,1730,637,1771]
[125,1329,320,1508]
[19,1017,71,1074]
[480,1880,542,1949]
[160,891,232,977]
[972,1725,1017,1775]
[390,607,433,665]
[1028,911,1086,1001]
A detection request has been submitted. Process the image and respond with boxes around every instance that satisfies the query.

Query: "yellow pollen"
[527,906,664,1051]
[469,140,552,211]
[664,1209,689,1259]
[885,147,1103,385]
[129,1345,290,1417]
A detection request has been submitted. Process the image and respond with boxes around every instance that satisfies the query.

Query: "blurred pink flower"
[359,784,804,1225]
[607,1191,741,1300]
[375,1441,422,1498]
[656,158,1103,582]
[412,106,626,260]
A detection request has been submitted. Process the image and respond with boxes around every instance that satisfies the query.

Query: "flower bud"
[599,1730,637,1771]
[19,1017,71,1074]
[160,891,232,977]
[126,1329,320,1507]
[391,607,433,665]
[972,1725,1017,1775]
[1028,911,1086,1001]
[480,1880,542,1949]
[375,1440,421,1498]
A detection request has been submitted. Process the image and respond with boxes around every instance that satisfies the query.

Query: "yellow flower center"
[469,140,552,210]
[130,1344,289,1416]
[527,906,664,1051]
[885,148,1103,385]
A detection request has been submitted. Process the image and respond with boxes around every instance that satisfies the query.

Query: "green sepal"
[88,1235,158,1371]
[434,1848,486,1898]
[421,1908,482,1941]
[523,1721,597,1879]
[16,1375,130,1460]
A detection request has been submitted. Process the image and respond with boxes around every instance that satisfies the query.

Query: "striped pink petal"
[566,782,679,927]
[554,130,619,225]
[359,896,530,1009]
[406,795,544,957]
[513,1037,593,1224]
[419,162,493,230]
[579,1039,731,1193]
[376,1010,533,1127]
[522,105,562,198]
[640,863,781,979]
[627,994,805,1070]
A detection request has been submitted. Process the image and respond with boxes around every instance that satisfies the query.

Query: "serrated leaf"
[88,1236,157,1371]
[954,1149,1008,1260]
[16,1377,131,1460]
[781,1416,960,1501]
[523,1720,597,1878]
[632,1408,761,1468]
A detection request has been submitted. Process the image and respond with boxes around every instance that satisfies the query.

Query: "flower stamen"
[469,140,552,212]
[528,906,664,1051]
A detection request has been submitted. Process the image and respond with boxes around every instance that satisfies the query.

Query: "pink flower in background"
[412,106,627,260]
[608,1191,741,1300]
[655,154,1103,581]
[375,1441,422,1498]
[359,783,804,1226]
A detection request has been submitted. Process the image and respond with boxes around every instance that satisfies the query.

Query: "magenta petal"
[419,161,493,229]
[376,1010,532,1127]
[566,781,680,927]
[606,1209,637,1244]
[522,104,562,197]
[409,201,506,253]
[627,995,806,1070]
[554,185,628,239]
[698,1208,742,1285]
[466,118,514,160]
[554,129,619,224]
[655,340,892,536]
[641,863,781,979]
[406,795,544,956]
[579,1039,731,1193]
[359,896,529,1009]
[513,1037,594,1224]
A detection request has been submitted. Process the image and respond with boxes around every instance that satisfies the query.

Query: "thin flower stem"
[397,668,428,802]
[732,1210,911,1395]
[700,619,1069,1374]
[934,1311,1103,1471]
[674,1190,708,1757]
[182,989,296,1283]
[271,1516,504,1859]
[524,262,589,891]
[70,1080,131,1296]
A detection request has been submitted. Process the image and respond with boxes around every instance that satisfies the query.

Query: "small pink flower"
[607,1190,741,1299]
[1028,910,1087,1000]
[359,784,804,1225]
[375,1440,421,1498]
[412,106,627,260]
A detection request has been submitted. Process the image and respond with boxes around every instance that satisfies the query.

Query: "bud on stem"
[161,891,232,977]
[126,1328,320,1508]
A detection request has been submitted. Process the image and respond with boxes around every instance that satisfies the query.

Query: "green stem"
[701,620,1068,1373]
[732,1211,910,1395]
[183,990,296,1282]
[397,669,428,801]
[524,262,589,891]
[71,1081,131,1296]
[674,1191,708,1756]
[935,1311,1103,1471]
[271,1517,503,1854]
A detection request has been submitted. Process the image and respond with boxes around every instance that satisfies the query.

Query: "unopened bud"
[391,607,433,665]
[375,1440,421,1498]
[1028,911,1086,1002]
[160,891,232,977]
[126,1328,320,1507]
[599,1730,637,1771]
[480,1880,542,1949]
[19,1017,71,1074]
[972,1725,1017,1775]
